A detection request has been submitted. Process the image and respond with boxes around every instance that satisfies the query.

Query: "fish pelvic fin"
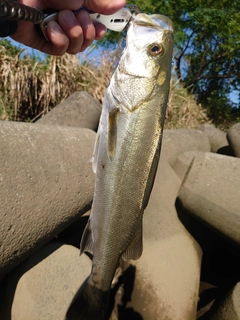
[122,219,143,261]
[80,218,93,256]
[65,278,110,320]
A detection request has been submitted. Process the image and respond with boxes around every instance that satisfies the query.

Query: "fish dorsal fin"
[80,219,93,256]
[122,221,143,261]
[92,128,100,174]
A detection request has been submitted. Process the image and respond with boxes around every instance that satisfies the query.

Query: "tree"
[110,0,240,124]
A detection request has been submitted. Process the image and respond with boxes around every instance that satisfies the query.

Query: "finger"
[11,20,51,54]
[75,10,95,52]
[58,10,84,54]
[42,0,84,11]
[95,23,107,40]
[44,20,70,55]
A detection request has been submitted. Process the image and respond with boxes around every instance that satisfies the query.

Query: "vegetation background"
[0,0,239,130]
[134,0,240,124]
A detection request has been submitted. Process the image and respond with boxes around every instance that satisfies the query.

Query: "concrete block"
[0,121,95,280]
[199,282,240,320]
[0,242,91,320]
[227,122,240,157]
[172,151,203,181]
[124,155,202,320]
[178,152,240,247]
[37,91,102,131]
[162,129,210,166]
[198,124,231,154]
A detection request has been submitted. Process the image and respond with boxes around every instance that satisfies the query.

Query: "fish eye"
[148,44,164,57]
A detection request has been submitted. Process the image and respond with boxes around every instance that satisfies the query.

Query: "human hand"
[11,0,126,55]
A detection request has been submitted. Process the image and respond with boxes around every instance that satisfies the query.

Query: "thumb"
[83,0,126,15]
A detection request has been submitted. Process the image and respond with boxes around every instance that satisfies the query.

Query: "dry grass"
[0,44,116,122]
[166,78,211,129]
[0,43,210,128]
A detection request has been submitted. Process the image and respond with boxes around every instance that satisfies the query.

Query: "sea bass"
[66,13,174,320]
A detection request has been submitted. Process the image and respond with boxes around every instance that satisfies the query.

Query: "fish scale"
[66,13,174,320]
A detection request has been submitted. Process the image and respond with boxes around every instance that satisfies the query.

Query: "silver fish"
[66,13,174,320]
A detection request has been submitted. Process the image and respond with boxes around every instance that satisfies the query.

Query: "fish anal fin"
[108,108,119,160]
[80,219,93,256]
[122,222,143,261]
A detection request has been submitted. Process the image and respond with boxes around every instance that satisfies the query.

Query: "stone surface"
[2,119,240,320]
[0,121,95,280]
[0,241,92,320]
[198,124,231,154]
[37,91,102,131]
[161,129,210,166]
[178,152,240,247]
[227,122,240,157]
[172,151,203,181]
[124,155,202,320]
[199,282,240,320]
[197,282,217,319]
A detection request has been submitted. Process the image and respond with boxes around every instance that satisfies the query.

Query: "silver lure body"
[66,13,174,320]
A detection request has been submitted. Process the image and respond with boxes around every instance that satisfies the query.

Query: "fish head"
[112,13,174,111]
[126,13,174,75]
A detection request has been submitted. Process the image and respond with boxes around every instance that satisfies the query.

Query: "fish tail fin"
[65,278,110,320]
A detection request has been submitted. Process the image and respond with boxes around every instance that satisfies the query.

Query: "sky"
[230,90,239,107]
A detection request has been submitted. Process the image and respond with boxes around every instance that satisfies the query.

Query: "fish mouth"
[133,13,174,32]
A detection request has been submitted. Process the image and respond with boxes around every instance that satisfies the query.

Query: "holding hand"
[10,0,126,55]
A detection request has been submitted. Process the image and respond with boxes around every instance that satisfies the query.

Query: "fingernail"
[95,24,107,40]
[77,10,91,27]
[48,20,62,35]
[98,27,107,38]
[61,10,76,27]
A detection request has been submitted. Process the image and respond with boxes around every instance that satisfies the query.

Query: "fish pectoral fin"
[80,219,93,255]
[122,221,143,261]
[92,127,100,174]
[107,108,119,160]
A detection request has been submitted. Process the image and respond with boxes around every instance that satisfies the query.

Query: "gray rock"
[178,152,240,247]
[37,91,102,131]
[162,129,210,166]
[0,121,95,280]
[227,122,240,157]
[172,151,203,181]
[198,124,231,154]
[0,242,91,320]
[124,155,202,320]
[199,282,240,320]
